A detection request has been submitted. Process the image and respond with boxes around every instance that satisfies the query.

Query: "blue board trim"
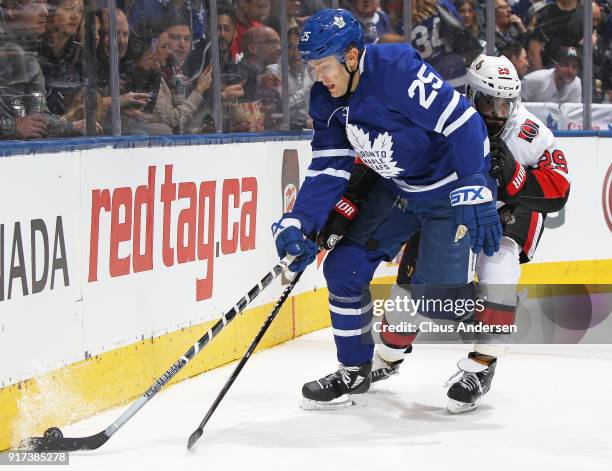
[0,129,610,158]
[0,131,314,158]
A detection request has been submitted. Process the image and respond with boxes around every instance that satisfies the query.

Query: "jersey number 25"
[408,64,443,110]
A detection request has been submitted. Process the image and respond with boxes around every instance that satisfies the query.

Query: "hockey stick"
[187,269,304,450]
[20,256,296,452]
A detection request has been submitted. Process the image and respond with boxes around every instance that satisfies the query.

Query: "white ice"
[20,329,612,471]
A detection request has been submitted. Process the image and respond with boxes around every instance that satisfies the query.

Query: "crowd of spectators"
[1,0,612,141]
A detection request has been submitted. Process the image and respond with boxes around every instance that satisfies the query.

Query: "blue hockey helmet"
[298,9,365,64]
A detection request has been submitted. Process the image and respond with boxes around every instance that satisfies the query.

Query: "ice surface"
[21,329,612,471]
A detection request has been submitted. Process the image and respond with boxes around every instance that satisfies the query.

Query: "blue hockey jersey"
[291,43,491,235]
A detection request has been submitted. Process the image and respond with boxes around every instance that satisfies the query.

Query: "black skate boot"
[301,361,372,410]
[369,346,412,383]
[445,352,497,414]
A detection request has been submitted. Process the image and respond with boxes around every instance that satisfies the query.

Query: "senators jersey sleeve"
[499,105,570,213]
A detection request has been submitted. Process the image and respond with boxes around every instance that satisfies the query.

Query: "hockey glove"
[490,137,527,198]
[317,196,359,251]
[271,215,317,272]
[450,179,503,256]
[316,161,378,251]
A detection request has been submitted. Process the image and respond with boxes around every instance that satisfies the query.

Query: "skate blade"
[300,394,369,411]
[446,397,481,414]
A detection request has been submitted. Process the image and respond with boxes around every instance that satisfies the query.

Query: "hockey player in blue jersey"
[271,9,502,408]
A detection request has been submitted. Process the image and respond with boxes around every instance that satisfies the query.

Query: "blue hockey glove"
[271,215,317,272]
[450,184,503,256]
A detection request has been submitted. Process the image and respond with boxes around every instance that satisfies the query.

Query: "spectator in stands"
[238,26,281,79]
[592,1,609,101]
[0,0,90,139]
[455,0,483,39]
[380,0,403,34]
[521,46,582,103]
[495,0,527,49]
[217,4,255,102]
[527,0,581,71]
[156,31,171,68]
[218,3,238,65]
[452,0,485,63]
[409,0,479,90]
[166,19,193,74]
[97,7,171,134]
[263,20,314,130]
[230,0,271,58]
[39,0,84,116]
[154,61,213,133]
[128,0,207,45]
[500,39,530,78]
[234,26,281,130]
[349,0,393,43]
[602,53,612,104]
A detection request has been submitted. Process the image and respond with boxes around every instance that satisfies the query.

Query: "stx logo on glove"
[450,186,493,206]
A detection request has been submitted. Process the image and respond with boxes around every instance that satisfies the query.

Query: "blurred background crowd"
[1,0,611,140]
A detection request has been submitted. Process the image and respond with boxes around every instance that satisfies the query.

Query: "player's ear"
[345,46,359,72]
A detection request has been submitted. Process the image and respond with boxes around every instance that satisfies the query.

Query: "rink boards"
[0,134,611,450]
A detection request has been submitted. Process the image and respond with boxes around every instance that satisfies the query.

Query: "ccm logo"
[450,186,493,206]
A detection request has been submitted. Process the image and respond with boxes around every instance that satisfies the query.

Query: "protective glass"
[305,60,334,82]
[473,92,519,119]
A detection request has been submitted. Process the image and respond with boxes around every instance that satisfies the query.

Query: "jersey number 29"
[408,64,443,109]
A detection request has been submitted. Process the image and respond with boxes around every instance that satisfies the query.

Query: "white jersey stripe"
[527,213,543,259]
[392,171,458,193]
[333,327,367,337]
[434,90,460,133]
[306,168,351,180]
[443,107,477,137]
[312,149,356,158]
[329,303,373,316]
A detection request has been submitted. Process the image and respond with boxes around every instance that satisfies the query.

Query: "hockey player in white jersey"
[319,54,570,412]
[377,55,571,412]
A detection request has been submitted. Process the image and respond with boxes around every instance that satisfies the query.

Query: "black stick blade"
[187,428,203,450]
[20,431,109,452]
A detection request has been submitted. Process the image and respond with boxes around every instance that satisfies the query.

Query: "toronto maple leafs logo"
[333,16,346,28]
[346,124,403,178]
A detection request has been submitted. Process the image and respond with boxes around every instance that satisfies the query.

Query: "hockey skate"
[444,352,497,414]
[301,362,372,410]
[370,352,404,384]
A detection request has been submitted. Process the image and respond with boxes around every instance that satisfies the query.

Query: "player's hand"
[450,177,502,256]
[271,214,317,272]
[490,137,526,197]
[15,115,48,139]
[317,196,358,251]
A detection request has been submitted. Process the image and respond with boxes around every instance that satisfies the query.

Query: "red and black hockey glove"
[489,137,526,198]
[317,196,359,251]
[316,160,378,251]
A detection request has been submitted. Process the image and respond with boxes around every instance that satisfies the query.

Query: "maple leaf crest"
[346,124,402,178]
